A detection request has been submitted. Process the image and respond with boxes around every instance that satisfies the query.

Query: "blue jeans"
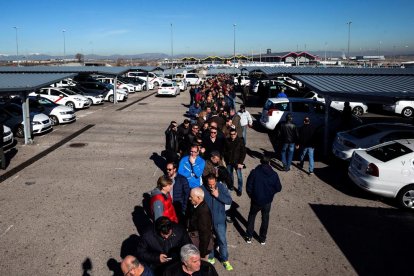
[281,143,295,170]
[209,223,229,262]
[227,164,243,193]
[300,147,314,173]
[242,126,247,145]
[246,202,271,241]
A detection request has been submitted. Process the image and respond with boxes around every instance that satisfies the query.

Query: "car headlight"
[74,97,82,101]
[60,111,69,115]
[32,121,41,125]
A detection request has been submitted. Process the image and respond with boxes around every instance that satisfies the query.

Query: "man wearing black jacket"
[277,114,298,171]
[136,217,191,273]
[224,129,246,197]
[245,156,282,245]
[297,117,316,175]
[165,121,179,163]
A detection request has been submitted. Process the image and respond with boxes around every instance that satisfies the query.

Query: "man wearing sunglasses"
[178,145,206,188]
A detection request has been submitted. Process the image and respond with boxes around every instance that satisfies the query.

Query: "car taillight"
[343,140,356,148]
[267,109,278,116]
[366,163,379,177]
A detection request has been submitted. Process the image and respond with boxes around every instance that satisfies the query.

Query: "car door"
[48,89,66,104]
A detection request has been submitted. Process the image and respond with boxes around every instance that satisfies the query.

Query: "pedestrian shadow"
[107,258,123,276]
[229,201,260,241]
[132,204,153,236]
[150,152,167,172]
[82,258,92,276]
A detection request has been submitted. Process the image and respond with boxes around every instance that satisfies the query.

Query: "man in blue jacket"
[245,156,282,245]
[178,145,205,188]
[201,174,233,271]
[166,162,190,221]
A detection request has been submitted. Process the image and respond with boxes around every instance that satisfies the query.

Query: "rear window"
[367,142,412,162]
[186,74,198,78]
[291,102,310,112]
[162,83,173,87]
[349,125,381,139]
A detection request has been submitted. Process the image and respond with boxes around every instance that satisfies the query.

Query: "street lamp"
[347,21,352,64]
[62,29,66,64]
[13,26,19,66]
[233,23,236,75]
[170,23,174,76]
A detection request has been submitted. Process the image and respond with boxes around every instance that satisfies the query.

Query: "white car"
[173,78,187,91]
[3,125,14,149]
[260,97,329,130]
[348,139,414,209]
[305,91,368,116]
[0,103,52,138]
[50,78,76,87]
[184,73,201,85]
[383,100,414,118]
[251,79,298,94]
[332,123,414,161]
[31,87,91,110]
[28,96,76,126]
[97,77,140,93]
[127,72,167,86]
[234,75,251,86]
[157,82,180,96]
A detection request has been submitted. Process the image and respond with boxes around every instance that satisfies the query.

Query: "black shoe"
[259,238,266,245]
[244,236,252,244]
[226,216,233,223]
[236,190,242,197]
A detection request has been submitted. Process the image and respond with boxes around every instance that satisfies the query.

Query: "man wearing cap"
[237,104,253,145]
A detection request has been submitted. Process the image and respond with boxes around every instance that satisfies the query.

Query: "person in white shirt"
[237,104,253,145]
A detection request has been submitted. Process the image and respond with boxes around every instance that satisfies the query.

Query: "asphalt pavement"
[0,89,413,276]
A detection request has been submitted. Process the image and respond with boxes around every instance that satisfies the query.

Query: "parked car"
[251,79,299,95]
[348,139,414,209]
[383,100,414,118]
[173,78,188,91]
[96,77,141,93]
[127,71,167,86]
[332,123,414,161]
[304,91,368,116]
[183,73,201,85]
[260,97,340,131]
[0,103,52,138]
[78,82,126,102]
[119,76,154,90]
[63,86,104,105]
[2,125,14,149]
[234,75,251,86]
[30,87,90,110]
[157,82,180,96]
[51,78,76,87]
[27,96,76,126]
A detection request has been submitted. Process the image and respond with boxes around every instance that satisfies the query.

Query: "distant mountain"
[0,53,173,61]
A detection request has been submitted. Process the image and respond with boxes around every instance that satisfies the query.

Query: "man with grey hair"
[162,244,218,276]
[186,188,213,260]
[121,255,153,276]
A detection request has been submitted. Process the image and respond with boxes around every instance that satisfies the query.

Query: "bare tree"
[75,53,84,63]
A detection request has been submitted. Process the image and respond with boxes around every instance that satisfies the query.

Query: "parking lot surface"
[0,90,413,276]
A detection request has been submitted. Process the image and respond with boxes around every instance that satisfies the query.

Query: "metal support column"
[21,92,33,144]
[146,72,149,91]
[114,76,118,104]
[323,96,331,157]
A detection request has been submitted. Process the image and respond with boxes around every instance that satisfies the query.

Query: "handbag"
[188,231,214,251]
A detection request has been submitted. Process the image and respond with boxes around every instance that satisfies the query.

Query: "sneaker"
[259,239,266,245]
[309,172,314,175]
[222,261,233,271]
[244,236,252,244]
[207,258,216,265]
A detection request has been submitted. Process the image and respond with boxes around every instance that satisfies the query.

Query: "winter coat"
[178,155,205,188]
[246,164,282,206]
[224,136,246,166]
[172,174,190,214]
[201,182,232,225]
[150,188,178,223]
[186,201,213,257]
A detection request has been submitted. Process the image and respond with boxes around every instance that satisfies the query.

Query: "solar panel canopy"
[0,73,76,92]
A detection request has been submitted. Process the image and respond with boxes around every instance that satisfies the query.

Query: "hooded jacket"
[246,164,282,206]
[201,182,232,225]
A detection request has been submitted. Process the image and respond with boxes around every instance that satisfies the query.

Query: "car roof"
[353,123,414,131]
[266,97,319,104]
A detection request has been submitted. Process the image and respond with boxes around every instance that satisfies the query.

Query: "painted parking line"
[0,225,14,238]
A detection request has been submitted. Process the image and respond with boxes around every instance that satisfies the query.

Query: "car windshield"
[61,89,78,96]
[31,97,57,107]
[366,142,413,162]
[348,125,381,139]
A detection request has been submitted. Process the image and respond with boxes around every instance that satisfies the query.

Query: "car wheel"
[143,85,146,90]
[402,107,414,118]
[396,184,414,209]
[65,101,75,109]
[50,115,59,126]
[87,98,93,106]
[16,124,25,138]
[352,106,364,116]
[108,95,114,103]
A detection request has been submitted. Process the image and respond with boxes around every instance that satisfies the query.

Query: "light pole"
[347,21,352,64]
[170,23,174,76]
[62,29,66,64]
[13,26,19,66]
[324,42,328,62]
[233,23,236,75]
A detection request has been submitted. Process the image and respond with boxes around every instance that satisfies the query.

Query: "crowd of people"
[120,74,284,276]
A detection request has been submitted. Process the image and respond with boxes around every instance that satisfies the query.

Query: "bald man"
[121,255,153,276]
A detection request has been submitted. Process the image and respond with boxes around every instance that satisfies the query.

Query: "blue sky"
[0,0,413,56]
